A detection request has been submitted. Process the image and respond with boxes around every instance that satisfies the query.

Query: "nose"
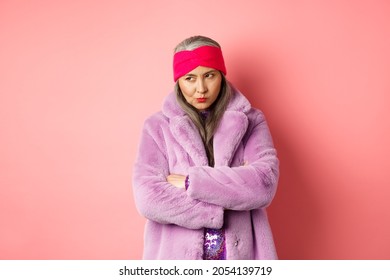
[196,78,207,94]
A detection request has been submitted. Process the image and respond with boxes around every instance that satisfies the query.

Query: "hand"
[167,174,186,189]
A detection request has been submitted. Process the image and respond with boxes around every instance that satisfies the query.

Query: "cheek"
[179,87,195,105]
[179,82,195,98]
[210,80,222,96]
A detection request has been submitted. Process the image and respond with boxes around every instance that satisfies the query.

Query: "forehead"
[185,66,217,76]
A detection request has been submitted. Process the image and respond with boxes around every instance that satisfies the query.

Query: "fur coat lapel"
[162,87,251,167]
[213,111,248,166]
[170,115,209,166]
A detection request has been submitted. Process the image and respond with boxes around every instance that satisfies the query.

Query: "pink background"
[1,0,389,259]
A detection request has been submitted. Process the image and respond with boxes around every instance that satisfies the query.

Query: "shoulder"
[226,86,252,114]
[247,107,267,125]
[142,111,168,136]
[228,85,267,124]
[144,111,167,125]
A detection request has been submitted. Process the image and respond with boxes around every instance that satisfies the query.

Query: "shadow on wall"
[228,40,323,259]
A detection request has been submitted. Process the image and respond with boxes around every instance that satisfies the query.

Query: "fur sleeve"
[132,116,224,229]
[186,111,279,211]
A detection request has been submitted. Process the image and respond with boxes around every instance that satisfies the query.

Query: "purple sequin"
[203,228,226,260]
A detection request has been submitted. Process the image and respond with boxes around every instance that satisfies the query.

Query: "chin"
[197,106,209,111]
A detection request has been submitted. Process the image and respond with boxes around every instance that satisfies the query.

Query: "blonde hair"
[174,35,232,166]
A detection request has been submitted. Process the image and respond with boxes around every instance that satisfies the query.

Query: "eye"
[205,73,215,78]
[185,76,195,81]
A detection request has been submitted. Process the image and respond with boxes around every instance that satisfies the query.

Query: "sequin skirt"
[203,228,226,260]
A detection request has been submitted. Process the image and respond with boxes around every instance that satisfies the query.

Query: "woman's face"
[178,66,222,111]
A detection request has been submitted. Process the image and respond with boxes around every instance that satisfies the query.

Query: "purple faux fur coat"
[133,87,279,259]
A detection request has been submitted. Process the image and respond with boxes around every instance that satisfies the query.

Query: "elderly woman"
[133,35,279,260]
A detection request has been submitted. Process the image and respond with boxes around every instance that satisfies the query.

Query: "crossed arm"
[133,113,278,229]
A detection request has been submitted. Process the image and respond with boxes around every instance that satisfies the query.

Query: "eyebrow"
[185,70,217,77]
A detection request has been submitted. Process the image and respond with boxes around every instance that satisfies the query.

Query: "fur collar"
[162,87,251,166]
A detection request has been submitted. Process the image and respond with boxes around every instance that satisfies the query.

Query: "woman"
[133,35,279,260]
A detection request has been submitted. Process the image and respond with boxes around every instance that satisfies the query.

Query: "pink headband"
[173,45,227,82]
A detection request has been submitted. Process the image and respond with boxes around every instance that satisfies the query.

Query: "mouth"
[197,98,207,103]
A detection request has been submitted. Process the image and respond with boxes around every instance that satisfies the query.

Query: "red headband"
[173,45,227,82]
